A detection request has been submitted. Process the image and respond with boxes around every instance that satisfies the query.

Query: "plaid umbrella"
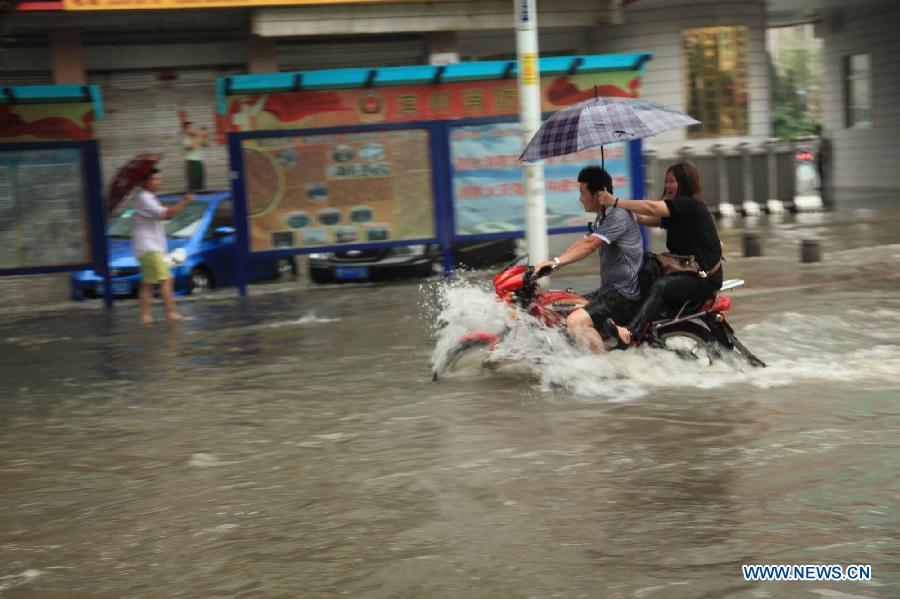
[520,97,700,163]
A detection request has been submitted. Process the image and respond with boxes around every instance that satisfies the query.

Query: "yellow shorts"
[139,251,172,285]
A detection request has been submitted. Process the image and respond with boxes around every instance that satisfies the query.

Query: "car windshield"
[107,199,210,239]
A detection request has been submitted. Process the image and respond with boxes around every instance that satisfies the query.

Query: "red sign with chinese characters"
[0,103,95,141]
[222,72,641,134]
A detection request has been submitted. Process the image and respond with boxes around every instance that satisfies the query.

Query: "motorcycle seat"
[657,280,743,320]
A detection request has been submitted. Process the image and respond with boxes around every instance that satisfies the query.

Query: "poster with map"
[0,148,90,270]
[242,129,435,252]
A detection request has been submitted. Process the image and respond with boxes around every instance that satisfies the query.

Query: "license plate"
[334,266,370,280]
[95,281,132,295]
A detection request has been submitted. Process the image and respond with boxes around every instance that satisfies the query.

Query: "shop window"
[683,26,749,138]
[844,53,871,127]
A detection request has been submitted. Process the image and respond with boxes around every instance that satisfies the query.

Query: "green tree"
[770,48,821,139]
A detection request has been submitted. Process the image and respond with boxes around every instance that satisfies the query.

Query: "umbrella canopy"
[107,152,162,215]
[520,97,700,162]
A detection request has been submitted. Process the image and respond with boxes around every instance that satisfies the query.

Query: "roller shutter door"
[457,26,587,61]
[0,46,53,85]
[88,69,238,195]
[278,36,425,71]
[0,72,54,86]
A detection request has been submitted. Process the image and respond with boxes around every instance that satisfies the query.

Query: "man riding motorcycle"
[533,166,644,353]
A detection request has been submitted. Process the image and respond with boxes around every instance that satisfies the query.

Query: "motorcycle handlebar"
[533,263,556,280]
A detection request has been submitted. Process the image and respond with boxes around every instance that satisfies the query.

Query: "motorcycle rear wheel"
[654,321,717,364]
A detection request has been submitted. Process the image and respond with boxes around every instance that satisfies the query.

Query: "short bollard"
[742,232,762,257]
[801,239,822,263]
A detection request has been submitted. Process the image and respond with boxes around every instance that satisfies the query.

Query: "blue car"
[71,190,295,299]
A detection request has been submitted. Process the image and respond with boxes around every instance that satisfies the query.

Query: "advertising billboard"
[0,103,96,142]
[242,129,435,252]
[221,72,642,133]
[0,147,90,270]
[450,123,631,235]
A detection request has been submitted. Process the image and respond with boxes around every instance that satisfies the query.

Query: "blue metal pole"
[227,133,249,297]
[83,140,113,308]
[429,123,455,278]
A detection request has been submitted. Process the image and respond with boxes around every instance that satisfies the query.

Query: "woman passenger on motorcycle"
[595,161,723,348]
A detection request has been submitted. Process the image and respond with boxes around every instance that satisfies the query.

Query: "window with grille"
[683,26,749,138]
[844,53,872,127]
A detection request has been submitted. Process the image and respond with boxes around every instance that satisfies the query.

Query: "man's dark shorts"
[582,288,638,332]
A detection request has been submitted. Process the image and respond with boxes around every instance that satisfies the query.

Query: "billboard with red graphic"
[0,103,96,141]
[221,72,641,134]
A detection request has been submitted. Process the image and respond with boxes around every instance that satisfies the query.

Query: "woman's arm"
[596,190,670,219]
[636,215,662,227]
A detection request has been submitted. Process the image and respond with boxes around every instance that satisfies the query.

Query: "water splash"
[423,277,512,376]
[428,277,900,401]
[262,311,339,328]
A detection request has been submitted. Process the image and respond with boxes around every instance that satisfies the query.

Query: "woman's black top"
[661,196,723,288]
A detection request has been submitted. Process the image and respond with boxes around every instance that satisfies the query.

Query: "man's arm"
[163,192,194,219]
[186,130,206,150]
[534,235,603,276]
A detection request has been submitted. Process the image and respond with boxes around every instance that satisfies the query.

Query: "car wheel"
[275,257,297,279]
[189,266,213,294]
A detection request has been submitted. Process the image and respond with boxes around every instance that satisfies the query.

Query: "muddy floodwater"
[2,201,899,598]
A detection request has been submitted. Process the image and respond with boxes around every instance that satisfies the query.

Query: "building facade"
[815,1,900,195]
[3,0,898,196]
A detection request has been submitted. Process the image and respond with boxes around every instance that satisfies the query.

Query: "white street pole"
[515,0,548,265]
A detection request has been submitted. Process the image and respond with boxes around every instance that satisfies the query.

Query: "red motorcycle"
[432,256,765,380]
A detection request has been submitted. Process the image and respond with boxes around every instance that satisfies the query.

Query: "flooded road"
[2,203,900,598]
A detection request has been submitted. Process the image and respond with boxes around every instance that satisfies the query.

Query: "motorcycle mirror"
[524,265,536,283]
[500,254,526,272]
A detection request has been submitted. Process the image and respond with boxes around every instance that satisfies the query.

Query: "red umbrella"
[107,152,162,215]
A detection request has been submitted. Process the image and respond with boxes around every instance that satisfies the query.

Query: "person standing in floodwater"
[132,168,193,324]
